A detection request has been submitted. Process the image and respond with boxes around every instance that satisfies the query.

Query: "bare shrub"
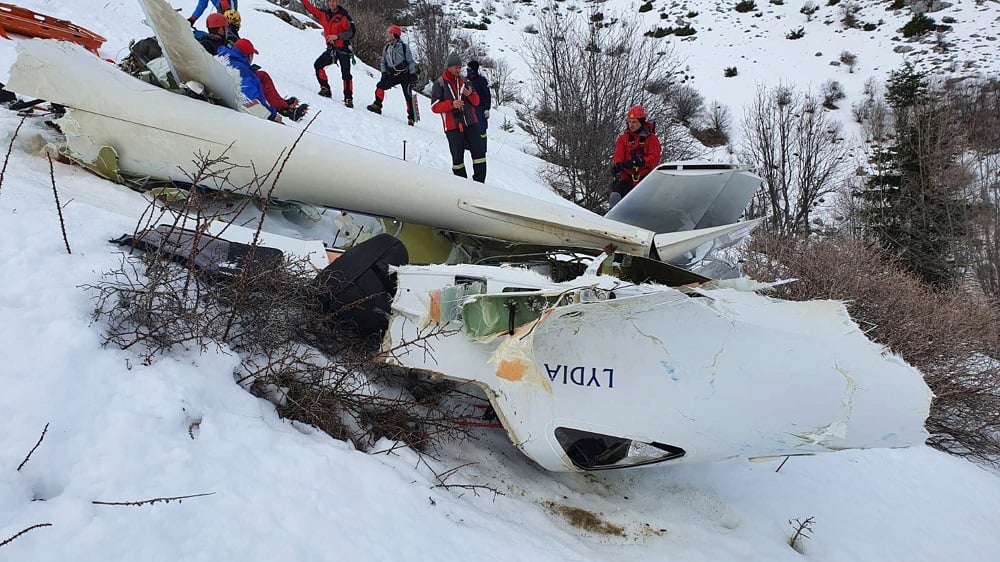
[839,50,857,73]
[839,1,860,28]
[739,234,1000,465]
[87,152,477,454]
[346,0,408,66]
[741,84,850,234]
[800,1,818,21]
[820,79,846,109]
[668,84,705,127]
[692,102,732,147]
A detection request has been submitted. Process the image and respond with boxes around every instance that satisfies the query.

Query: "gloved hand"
[338,32,351,40]
[409,73,418,83]
[630,156,645,168]
[611,163,624,176]
[187,16,196,26]
[483,109,490,119]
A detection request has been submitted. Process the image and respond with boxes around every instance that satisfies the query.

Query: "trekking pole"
[402,140,407,161]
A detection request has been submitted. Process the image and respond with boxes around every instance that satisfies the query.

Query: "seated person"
[198,12,230,55]
[251,64,309,122]
[218,39,282,122]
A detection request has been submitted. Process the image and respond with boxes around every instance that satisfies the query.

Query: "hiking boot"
[318,85,332,98]
[407,118,415,126]
[344,98,354,108]
[366,102,382,114]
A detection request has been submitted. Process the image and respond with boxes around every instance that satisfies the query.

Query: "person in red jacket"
[430,52,486,183]
[302,0,356,107]
[609,105,661,208]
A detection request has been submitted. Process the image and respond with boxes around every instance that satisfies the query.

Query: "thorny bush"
[86,157,478,454]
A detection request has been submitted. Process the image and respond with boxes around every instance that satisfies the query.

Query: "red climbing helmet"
[626,105,646,120]
[388,25,402,38]
[206,12,228,30]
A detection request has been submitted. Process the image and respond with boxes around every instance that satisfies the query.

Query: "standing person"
[431,52,486,183]
[198,12,230,55]
[186,0,236,26]
[465,60,491,152]
[301,0,355,107]
[218,38,282,123]
[366,25,417,126]
[609,105,661,208]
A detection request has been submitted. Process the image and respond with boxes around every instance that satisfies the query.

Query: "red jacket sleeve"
[643,133,662,171]
[613,133,628,165]
[465,88,480,109]
[301,0,323,20]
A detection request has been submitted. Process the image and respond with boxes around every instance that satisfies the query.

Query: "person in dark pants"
[302,0,356,107]
[431,52,486,183]
[366,25,417,126]
[465,60,491,152]
[609,105,661,208]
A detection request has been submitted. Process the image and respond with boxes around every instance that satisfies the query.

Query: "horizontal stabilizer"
[653,218,764,263]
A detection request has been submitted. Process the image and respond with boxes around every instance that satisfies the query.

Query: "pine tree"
[855,65,969,288]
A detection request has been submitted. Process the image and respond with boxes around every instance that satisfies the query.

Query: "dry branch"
[46,153,71,254]
[17,422,49,472]
[92,492,215,507]
[0,523,52,549]
[0,116,27,196]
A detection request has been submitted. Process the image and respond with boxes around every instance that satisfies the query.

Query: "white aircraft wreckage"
[4,1,932,471]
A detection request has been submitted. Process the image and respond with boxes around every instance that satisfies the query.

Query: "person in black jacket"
[465,60,491,152]
[198,12,230,55]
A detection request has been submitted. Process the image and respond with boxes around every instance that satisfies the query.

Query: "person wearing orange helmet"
[609,105,661,208]
[366,25,417,125]
[198,12,231,55]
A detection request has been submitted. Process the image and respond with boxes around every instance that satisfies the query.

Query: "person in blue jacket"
[465,60,491,152]
[218,38,282,122]
[187,0,238,26]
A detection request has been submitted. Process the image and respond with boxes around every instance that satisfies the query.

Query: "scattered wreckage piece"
[381,261,933,472]
[0,3,106,55]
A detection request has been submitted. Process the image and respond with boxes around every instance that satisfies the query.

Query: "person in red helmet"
[366,25,417,126]
[302,0,356,107]
[198,12,231,55]
[609,105,661,208]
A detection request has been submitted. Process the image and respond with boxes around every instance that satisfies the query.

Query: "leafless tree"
[411,1,456,91]
[741,84,851,234]
[487,56,517,106]
[519,4,689,212]
[946,79,1000,302]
